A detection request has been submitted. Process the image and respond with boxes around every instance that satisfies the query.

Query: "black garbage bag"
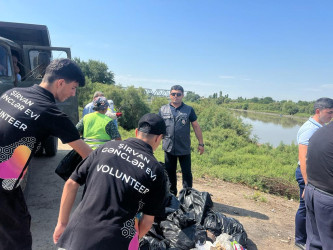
[178,188,213,225]
[166,208,196,229]
[203,210,248,247]
[159,220,181,248]
[203,210,224,235]
[160,220,197,250]
[177,225,197,249]
[165,194,181,215]
[146,223,165,241]
[195,225,207,245]
[155,194,181,223]
[55,149,82,181]
[139,236,168,250]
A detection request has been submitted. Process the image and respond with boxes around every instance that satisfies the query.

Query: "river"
[230,110,307,147]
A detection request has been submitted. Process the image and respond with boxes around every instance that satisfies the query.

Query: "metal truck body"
[0,21,79,156]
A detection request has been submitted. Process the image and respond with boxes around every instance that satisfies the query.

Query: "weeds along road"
[25,140,301,250]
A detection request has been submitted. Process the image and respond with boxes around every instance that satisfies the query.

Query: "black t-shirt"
[57,138,168,250]
[0,84,80,249]
[0,84,80,190]
[307,122,333,194]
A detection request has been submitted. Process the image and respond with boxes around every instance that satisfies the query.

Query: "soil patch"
[188,175,300,249]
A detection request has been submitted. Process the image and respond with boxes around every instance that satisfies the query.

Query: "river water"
[230,110,307,147]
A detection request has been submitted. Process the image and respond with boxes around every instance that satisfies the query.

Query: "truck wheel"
[44,136,58,156]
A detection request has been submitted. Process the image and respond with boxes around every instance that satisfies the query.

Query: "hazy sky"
[2,0,332,101]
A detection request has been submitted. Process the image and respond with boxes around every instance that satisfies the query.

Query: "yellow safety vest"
[83,112,112,149]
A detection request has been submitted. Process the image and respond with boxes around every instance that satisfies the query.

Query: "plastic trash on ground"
[140,187,248,250]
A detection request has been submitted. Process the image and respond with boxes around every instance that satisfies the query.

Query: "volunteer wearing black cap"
[53,113,168,250]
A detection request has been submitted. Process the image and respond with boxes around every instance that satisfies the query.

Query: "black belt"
[308,183,333,197]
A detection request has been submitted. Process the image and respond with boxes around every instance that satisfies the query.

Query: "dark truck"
[0,21,79,156]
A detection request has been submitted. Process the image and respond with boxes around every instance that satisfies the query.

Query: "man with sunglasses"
[159,85,204,196]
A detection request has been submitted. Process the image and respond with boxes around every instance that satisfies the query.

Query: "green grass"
[118,124,299,199]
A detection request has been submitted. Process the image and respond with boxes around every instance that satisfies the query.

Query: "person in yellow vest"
[76,96,121,149]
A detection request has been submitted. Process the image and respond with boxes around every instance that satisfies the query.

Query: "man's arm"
[75,118,84,136]
[68,139,92,159]
[138,214,155,239]
[106,121,122,141]
[191,120,204,155]
[298,144,308,184]
[53,179,80,244]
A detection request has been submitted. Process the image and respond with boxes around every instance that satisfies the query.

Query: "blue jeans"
[295,166,307,244]
[305,184,333,250]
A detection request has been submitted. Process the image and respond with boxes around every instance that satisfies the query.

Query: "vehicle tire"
[44,136,58,156]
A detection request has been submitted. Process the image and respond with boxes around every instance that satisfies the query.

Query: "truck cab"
[0,21,79,156]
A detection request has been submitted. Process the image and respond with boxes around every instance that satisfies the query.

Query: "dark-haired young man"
[294,97,333,249]
[53,113,168,250]
[159,85,204,196]
[0,58,92,250]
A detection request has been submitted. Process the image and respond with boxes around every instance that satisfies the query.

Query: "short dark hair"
[42,58,85,86]
[170,85,184,94]
[314,98,333,113]
[137,124,157,140]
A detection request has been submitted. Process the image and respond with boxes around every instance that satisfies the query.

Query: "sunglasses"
[170,93,182,97]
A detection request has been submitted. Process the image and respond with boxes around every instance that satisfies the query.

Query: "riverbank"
[119,105,300,199]
[227,108,308,122]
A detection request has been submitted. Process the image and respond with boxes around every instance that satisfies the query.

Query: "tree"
[74,57,115,84]
[184,91,200,102]
[250,97,259,103]
[261,97,274,104]
[151,97,168,113]
[282,101,299,115]
[119,86,150,130]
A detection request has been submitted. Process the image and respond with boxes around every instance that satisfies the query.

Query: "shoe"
[295,242,305,250]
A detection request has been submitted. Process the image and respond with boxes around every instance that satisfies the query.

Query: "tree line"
[206,92,314,116]
[75,57,313,132]
[75,58,299,198]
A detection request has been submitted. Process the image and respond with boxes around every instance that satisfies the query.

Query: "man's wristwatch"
[198,143,204,147]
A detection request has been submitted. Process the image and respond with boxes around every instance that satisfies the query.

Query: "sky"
[2,0,333,101]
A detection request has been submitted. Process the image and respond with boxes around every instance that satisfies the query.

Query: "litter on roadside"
[140,187,247,250]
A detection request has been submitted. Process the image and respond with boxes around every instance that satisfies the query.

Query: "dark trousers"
[305,184,333,250]
[0,187,32,250]
[164,152,192,196]
[295,166,307,244]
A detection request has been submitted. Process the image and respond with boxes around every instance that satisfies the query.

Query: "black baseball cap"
[138,113,166,135]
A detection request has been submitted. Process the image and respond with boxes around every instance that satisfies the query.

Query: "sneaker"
[295,242,306,250]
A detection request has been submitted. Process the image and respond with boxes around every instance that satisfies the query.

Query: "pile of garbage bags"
[140,188,247,250]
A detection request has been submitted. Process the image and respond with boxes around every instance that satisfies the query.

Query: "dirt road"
[26,141,300,250]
